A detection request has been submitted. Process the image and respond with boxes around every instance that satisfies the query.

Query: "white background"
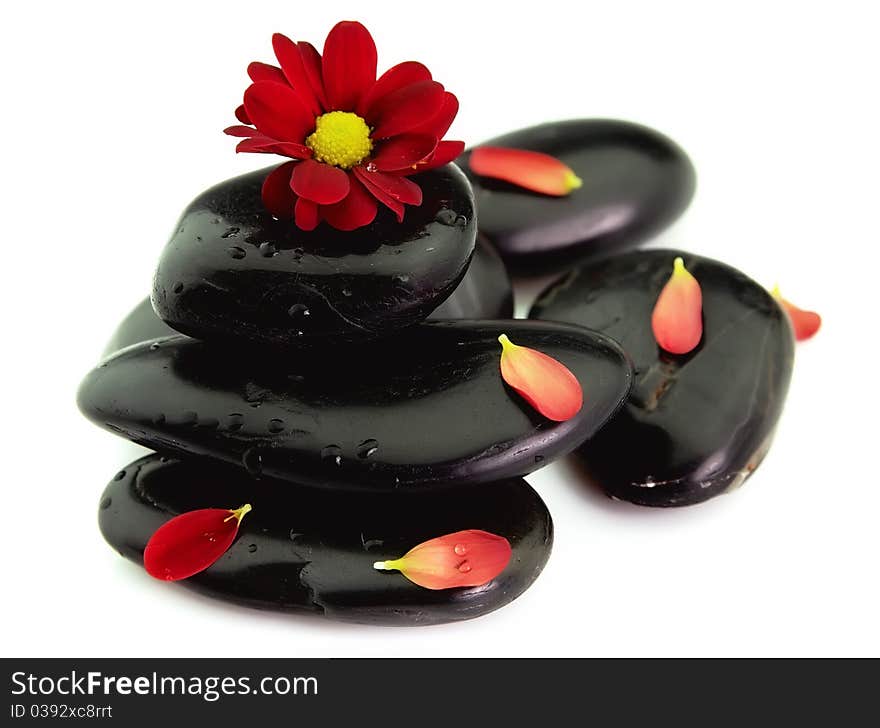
[2,0,878,657]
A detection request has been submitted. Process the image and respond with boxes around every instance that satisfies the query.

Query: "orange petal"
[772,286,821,341]
[498,334,583,421]
[651,257,703,354]
[373,530,511,590]
[469,146,582,196]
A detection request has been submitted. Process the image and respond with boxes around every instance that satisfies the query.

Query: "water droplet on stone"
[458,561,472,573]
[227,413,244,431]
[454,214,468,227]
[288,303,310,319]
[357,439,379,459]
[268,418,285,434]
[247,544,258,553]
[341,288,352,297]
[149,342,161,351]
[242,447,263,476]
[221,227,240,238]
[259,242,277,257]
[534,455,545,464]
[100,496,112,509]
[227,246,246,260]
[172,283,184,294]
[113,470,126,481]
[289,530,302,541]
[292,247,305,262]
[321,445,343,466]
[454,544,467,556]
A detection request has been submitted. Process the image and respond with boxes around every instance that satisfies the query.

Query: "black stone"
[99,454,552,625]
[458,119,696,274]
[103,239,512,358]
[530,249,794,506]
[78,320,632,491]
[152,164,477,348]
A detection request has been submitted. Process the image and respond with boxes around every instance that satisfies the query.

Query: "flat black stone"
[458,119,696,274]
[104,239,512,358]
[152,164,476,348]
[79,320,632,491]
[530,249,794,506]
[99,455,552,625]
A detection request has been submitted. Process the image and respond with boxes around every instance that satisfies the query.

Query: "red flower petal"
[407,92,459,139]
[247,61,288,85]
[373,530,511,590]
[469,146,583,197]
[236,136,312,159]
[291,158,350,204]
[651,257,703,354]
[371,134,438,172]
[355,167,422,205]
[359,60,432,119]
[322,21,377,111]
[224,124,259,138]
[144,504,251,581]
[498,334,583,421]
[772,287,821,341]
[321,176,378,231]
[261,161,298,219]
[297,41,328,110]
[353,167,405,221]
[413,140,465,172]
[272,33,322,117]
[295,197,320,231]
[235,104,252,125]
[243,81,315,143]
[370,80,446,139]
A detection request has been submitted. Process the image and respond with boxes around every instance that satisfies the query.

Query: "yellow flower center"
[305,111,373,169]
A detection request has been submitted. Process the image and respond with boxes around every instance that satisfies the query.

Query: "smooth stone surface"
[152,164,476,348]
[104,240,512,358]
[530,249,794,506]
[79,320,633,491]
[458,119,696,274]
[99,454,553,625]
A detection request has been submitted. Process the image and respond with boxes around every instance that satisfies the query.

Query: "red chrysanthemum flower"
[224,21,464,231]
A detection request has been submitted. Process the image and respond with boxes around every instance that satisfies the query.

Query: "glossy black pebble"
[104,239,511,357]
[530,249,794,506]
[152,164,476,348]
[79,320,632,491]
[100,455,552,625]
[458,119,696,274]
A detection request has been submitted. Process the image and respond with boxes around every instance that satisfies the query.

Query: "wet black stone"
[78,320,632,491]
[458,119,696,274]
[530,249,794,507]
[152,164,477,348]
[103,240,512,358]
[99,454,553,625]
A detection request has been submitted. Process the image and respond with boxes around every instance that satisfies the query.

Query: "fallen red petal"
[651,257,703,355]
[322,20,377,111]
[498,334,583,421]
[144,504,251,581]
[359,60,432,119]
[272,33,322,117]
[370,80,446,140]
[373,530,511,590]
[773,287,822,341]
[371,134,438,172]
[243,81,315,143]
[321,176,378,231]
[469,146,583,196]
[291,158,350,204]
[247,61,288,85]
[261,161,298,219]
